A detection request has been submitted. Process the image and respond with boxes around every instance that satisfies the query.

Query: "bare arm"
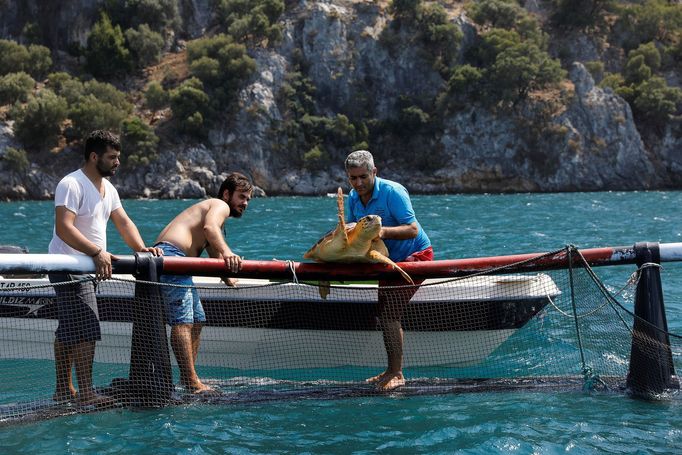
[55,206,113,280]
[203,201,242,274]
[110,207,163,255]
[380,222,419,240]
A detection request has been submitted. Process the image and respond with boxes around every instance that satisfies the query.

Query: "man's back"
[156,199,229,257]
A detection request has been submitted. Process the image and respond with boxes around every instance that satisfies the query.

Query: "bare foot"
[376,372,405,391]
[77,392,117,408]
[365,371,387,384]
[186,381,214,394]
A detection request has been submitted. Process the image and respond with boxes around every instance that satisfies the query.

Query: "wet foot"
[365,371,387,384]
[376,373,405,391]
[186,382,214,394]
[366,371,405,390]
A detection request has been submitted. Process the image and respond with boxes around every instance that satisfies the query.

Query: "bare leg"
[53,340,77,401]
[366,319,405,390]
[171,324,211,393]
[73,341,115,407]
[191,324,203,364]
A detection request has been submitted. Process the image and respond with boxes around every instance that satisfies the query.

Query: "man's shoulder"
[57,170,84,190]
[192,198,229,213]
[377,177,408,196]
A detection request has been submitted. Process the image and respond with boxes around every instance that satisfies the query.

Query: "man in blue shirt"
[345,150,433,390]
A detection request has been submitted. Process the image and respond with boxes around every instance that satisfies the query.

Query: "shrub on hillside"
[3,147,30,173]
[121,116,159,166]
[0,72,35,105]
[632,76,682,124]
[615,0,682,51]
[550,0,614,29]
[468,0,523,30]
[214,0,284,45]
[0,40,52,78]
[11,90,68,150]
[144,81,169,110]
[26,44,52,78]
[104,0,181,34]
[85,12,132,78]
[68,94,129,137]
[170,78,211,135]
[186,34,256,112]
[125,24,165,68]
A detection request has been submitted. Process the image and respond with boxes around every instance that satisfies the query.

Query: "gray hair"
[345,150,375,172]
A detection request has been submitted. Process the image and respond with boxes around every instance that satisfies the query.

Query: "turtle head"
[355,214,382,239]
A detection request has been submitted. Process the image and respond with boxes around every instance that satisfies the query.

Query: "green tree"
[551,0,613,29]
[26,44,52,77]
[214,0,285,45]
[144,81,169,110]
[389,0,421,23]
[469,0,523,29]
[0,40,51,78]
[121,116,159,166]
[125,24,164,68]
[85,12,132,78]
[623,54,652,85]
[3,147,30,173]
[628,42,661,72]
[187,34,256,108]
[632,76,682,124]
[0,72,35,105]
[68,94,129,137]
[170,78,211,135]
[615,0,682,51]
[11,90,68,150]
[104,0,180,34]
[488,41,565,103]
[0,40,29,76]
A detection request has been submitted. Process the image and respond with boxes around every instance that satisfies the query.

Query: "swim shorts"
[155,242,206,325]
[48,273,101,345]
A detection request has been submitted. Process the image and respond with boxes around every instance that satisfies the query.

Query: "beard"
[96,160,117,177]
[229,205,244,218]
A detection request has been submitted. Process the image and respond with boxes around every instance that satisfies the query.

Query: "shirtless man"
[154,172,253,393]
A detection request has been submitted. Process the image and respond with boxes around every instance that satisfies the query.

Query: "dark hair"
[217,172,253,199]
[84,130,121,161]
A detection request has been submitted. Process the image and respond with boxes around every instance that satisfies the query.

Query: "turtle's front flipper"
[318,280,330,299]
[367,250,414,284]
[336,187,348,243]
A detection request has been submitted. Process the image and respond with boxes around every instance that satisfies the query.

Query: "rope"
[286,260,299,284]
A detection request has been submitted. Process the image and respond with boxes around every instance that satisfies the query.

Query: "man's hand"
[92,250,115,280]
[139,246,163,256]
[222,277,239,287]
[221,251,242,274]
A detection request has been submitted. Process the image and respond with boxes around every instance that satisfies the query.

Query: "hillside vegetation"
[0,0,680,198]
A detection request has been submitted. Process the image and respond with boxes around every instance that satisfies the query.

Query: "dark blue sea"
[0,192,681,453]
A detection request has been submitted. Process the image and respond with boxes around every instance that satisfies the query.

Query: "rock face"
[0,0,679,199]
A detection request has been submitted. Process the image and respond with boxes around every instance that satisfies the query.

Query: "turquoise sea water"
[0,192,681,453]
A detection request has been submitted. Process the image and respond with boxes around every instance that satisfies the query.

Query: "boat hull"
[0,274,559,369]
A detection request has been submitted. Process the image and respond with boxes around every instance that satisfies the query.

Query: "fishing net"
[0,247,679,423]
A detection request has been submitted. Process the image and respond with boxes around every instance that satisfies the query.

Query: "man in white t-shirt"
[48,130,161,407]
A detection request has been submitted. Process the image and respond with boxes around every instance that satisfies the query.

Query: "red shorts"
[378,246,434,319]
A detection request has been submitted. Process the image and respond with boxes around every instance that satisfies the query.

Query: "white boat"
[0,273,559,370]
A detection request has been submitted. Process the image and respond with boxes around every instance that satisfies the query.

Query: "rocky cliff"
[0,0,680,199]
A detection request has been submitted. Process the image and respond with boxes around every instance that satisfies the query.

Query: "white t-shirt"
[48,169,122,255]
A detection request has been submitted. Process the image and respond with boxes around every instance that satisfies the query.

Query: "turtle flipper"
[367,250,414,284]
[318,280,330,299]
[336,187,348,243]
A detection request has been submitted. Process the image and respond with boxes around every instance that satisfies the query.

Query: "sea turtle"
[303,187,414,297]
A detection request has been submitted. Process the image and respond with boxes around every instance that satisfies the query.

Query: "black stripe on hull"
[0,297,549,332]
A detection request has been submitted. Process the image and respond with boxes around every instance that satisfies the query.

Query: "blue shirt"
[346,177,431,262]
